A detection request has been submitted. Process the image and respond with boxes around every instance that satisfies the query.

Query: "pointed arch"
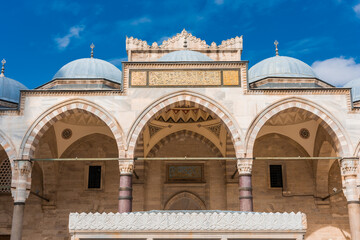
[20,99,126,159]
[126,91,243,158]
[0,130,17,166]
[164,191,206,210]
[147,130,223,157]
[245,97,351,158]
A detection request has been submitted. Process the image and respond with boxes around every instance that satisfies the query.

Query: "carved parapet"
[126,36,150,50]
[237,158,253,175]
[69,211,306,232]
[340,158,359,202]
[11,160,32,203]
[218,36,243,49]
[119,160,134,175]
[126,29,243,51]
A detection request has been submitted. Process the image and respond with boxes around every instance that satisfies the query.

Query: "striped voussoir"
[0,133,16,166]
[22,102,125,159]
[245,100,350,158]
[127,94,243,159]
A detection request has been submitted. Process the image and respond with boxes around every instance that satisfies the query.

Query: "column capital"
[340,157,359,202]
[340,157,359,177]
[119,160,134,175]
[11,160,32,203]
[237,158,254,175]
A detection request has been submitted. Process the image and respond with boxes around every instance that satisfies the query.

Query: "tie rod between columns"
[19,156,343,162]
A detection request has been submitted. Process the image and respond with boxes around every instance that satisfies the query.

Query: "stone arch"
[164,191,206,210]
[245,97,351,158]
[354,141,360,157]
[20,99,126,159]
[0,130,17,166]
[147,130,223,157]
[127,91,243,158]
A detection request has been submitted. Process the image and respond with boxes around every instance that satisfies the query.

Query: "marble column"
[118,160,134,213]
[340,157,360,240]
[237,158,253,211]
[10,160,32,240]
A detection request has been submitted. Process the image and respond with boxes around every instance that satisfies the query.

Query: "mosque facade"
[0,30,359,240]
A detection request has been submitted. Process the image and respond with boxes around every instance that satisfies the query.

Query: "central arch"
[126,91,243,158]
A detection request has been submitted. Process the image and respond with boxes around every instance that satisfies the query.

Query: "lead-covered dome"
[344,78,360,102]
[0,76,28,103]
[249,56,318,83]
[52,58,122,83]
[158,50,213,61]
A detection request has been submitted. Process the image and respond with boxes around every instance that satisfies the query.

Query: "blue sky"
[1,0,360,88]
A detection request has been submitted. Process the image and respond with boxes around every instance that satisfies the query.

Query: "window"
[88,166,102,189]
[269,165,283,188]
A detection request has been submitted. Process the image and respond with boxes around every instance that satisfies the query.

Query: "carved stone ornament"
[126,29,243,51]
[69,211,306,232]
[118,160,134,175]
[237,159,253,175]
[340,158,359,176]
[11,160,32,203]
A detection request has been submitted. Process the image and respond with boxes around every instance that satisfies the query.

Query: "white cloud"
[131,17,151,26]
[54,25,85,50]
[312,57,360,86]
[354,3,360,17]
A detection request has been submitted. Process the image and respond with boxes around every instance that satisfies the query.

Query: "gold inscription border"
[129,69,241,88]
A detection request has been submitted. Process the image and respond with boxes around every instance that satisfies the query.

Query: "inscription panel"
[149,70,221,86]
[223,70,239,85]
[130,71,147,86]
[166,163,204,182]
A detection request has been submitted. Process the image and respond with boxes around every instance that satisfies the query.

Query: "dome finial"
[274,40,279,56]
[1,59,6,77]
[90,43,95,58]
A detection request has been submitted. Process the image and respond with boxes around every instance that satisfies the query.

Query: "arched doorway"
[128,93,242,211]
[19,101,124,239]
[247,101,350,240]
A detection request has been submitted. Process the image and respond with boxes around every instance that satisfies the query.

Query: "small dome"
[0,76,27,103]
[249,56,318,83]
[52,58,122,83]
[158,50,213,62]
[344,78,360,102]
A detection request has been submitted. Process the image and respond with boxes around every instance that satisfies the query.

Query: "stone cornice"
[69,211,307,232]
[123,61,247,69]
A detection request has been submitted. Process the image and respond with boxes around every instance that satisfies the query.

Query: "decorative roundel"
[62,128,72,139]
[299,128,310,139]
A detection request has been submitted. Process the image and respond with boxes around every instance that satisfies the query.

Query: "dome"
[249,56,318,83]
[158,50,213,62]
[52,58,122,83]
[0,76,28,103]
[344,78,360,102]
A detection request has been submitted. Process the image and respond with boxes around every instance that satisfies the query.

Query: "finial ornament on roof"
[1,59,5,77]
[90,43,95,58]
[274,40,279,56]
